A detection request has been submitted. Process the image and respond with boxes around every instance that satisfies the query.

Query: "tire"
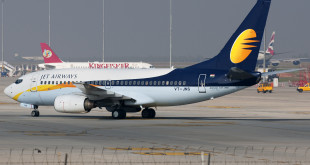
[31,110,39,117]
[297,89,303,93]
[269,90,272,93]
[263,90,267,93]
[112,109,126,119]
[257,90,260,93]
[142,108,156,119]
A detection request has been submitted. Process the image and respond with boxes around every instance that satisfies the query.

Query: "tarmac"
[0,77,309,163]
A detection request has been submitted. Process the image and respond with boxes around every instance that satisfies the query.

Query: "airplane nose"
[4,85,12,98]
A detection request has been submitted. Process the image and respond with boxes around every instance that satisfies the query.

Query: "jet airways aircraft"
[38,43,154,69]
[5,0,294,119]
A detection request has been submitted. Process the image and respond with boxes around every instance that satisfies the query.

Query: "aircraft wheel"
[142,108,156,119]
[112,109,126,119]
[31,110,40,117]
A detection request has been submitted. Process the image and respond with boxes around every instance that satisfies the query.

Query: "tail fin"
[266,31,275,55]
[187,0,271,72]
[40,43,63,63]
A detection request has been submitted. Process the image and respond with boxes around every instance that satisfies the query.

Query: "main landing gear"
[111,107,156,119]
[31,105,40,117]
[141,108,156,119]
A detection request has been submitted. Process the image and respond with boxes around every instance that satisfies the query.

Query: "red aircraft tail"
[40,43,63,63]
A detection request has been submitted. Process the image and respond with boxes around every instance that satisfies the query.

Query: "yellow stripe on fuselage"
[12,84,76,101]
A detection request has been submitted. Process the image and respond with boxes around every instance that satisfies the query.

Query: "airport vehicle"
[38,43,154,69]
[5,0,298,119]
[297,83,310,93]
[257,83,273,93]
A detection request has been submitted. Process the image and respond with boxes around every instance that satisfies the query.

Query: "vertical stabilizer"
[187,0,271,72]
[266,31,275,55]
[40,43,63,63]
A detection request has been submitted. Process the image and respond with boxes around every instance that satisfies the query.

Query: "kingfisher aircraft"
[5,0,295,119]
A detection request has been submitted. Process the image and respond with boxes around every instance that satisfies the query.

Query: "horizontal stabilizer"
[227,67,257,80]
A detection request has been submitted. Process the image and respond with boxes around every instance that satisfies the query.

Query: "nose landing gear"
[31,105,40,117]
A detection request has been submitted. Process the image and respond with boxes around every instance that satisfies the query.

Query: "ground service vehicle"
[297,83,310,93]
[257,83,273,93]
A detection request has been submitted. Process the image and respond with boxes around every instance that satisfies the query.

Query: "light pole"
[102,0,104,62]
[1,0,4,73]
[169,0,172,68]
[263,29,266,82]
[48,0,50,46]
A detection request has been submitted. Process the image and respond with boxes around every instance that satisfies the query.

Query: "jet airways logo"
[43,49,52,58]
[230,29,260,64]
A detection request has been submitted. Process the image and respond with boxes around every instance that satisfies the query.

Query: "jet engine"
[54,95,95,113]
[293,60,300,65]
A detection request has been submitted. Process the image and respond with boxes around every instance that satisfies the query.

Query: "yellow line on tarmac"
[107,147,182,151]
[199,106,240,109]
[133,152,209,156]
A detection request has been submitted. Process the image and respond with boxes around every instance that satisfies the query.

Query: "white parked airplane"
[4,0,297,119]
[37,43,154,69]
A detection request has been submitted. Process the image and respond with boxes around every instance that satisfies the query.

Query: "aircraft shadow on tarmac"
[21,115,310,122]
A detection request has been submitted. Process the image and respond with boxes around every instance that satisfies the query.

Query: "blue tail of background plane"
[187,0,271,72]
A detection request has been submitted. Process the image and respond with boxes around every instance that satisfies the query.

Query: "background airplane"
[38,43,154,70]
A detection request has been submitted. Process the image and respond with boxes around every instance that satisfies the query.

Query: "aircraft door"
[105,80,111,89]
[198,74,206,93]
[30,76,37,92]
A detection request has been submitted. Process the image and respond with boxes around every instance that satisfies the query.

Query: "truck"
[297,83,310,93]
[257,83,273,93]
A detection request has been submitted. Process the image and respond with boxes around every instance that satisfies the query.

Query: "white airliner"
[4,0,298,119]
[37,43,154,69]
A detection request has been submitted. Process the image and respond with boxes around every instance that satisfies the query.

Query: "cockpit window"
[15,79,23,84]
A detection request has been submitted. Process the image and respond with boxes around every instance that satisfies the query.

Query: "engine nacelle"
[54,95,95,113]
[293,60,300,65]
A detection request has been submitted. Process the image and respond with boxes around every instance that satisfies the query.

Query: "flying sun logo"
[43,49,53,58]
[230,29,260,64]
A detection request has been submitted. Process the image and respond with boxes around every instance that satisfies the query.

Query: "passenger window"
[48,81,51,84]
[133,81,136,85]
[149,81,153,86]
[166,81,169,86]
[102,81,106,86]
[120,81,124,86]
[44,81,47,84]
[41,81,43,84]
[60,81,62,84]
[56,81,58,85]
[170,81,173,85]
[174,81,177,86]
[129,81,132,85]
[183,81,186,86]
[178,81,182,86]
[52,81,54,84]
[162,81,165,86]
[154,81,157,86]
[137,81,140,85]
[64,81,66,84]
[141,81,144,86]
[145,81,148,86]
[68,81,71,84]
[116,81,120,85]
[125,81,128,85]
[112,81,115,86]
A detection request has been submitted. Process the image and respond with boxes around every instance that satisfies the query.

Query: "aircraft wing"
[74,83,131,100]
[261,68,304,76]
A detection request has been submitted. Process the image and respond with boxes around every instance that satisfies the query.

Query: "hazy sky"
[2,0,310,64]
